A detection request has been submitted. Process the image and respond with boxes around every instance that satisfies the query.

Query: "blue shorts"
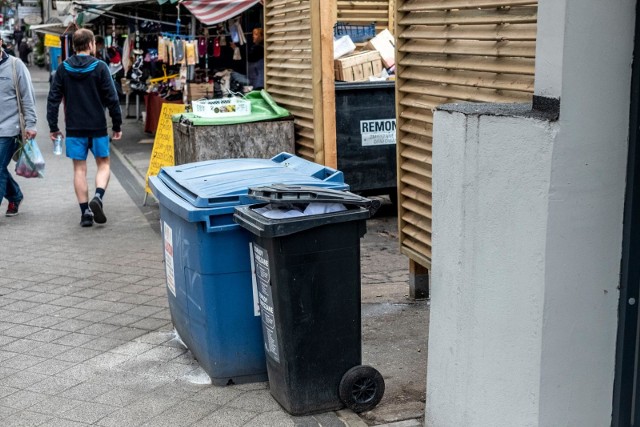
[65,136,110,160]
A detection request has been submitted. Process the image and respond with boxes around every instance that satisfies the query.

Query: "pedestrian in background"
[94,35,106,62]
[47,28,122,227]
[0,36,37,218]
[13,26,23,53]
[248,28,264,90]
[19,40,31,65]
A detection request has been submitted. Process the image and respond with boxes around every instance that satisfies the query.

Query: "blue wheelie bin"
[149,153,347,386]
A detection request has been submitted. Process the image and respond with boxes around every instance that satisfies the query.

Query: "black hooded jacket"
[47,54,122,137]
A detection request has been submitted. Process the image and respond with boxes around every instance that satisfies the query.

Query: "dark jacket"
[47,54,122,137]
[18,41,31,63]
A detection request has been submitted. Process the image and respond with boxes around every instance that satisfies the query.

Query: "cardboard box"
[187,82,213,102]
[334,50,383,82]
[366,29,395,69]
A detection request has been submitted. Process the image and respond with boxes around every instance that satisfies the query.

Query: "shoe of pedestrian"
[80,209,94,227]
[5,201,20,217]
[89,197,107,224]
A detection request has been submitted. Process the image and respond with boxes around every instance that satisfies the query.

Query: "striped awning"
[181,1,260,26]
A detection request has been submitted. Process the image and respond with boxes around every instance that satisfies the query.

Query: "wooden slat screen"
[395,0,538,267]
[337,0,395,34]
[264,0,316,161]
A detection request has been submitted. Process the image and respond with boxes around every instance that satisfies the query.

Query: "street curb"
[111,142,148,190]
[336,410,369,427]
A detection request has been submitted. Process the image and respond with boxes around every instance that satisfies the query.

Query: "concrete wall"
[427,108,556,426]
[538,1,635,424]
[426,0,635,425]
[533,0,566,99]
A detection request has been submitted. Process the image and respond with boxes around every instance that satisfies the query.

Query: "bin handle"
[206,222,241,233]
[323,170,345,184]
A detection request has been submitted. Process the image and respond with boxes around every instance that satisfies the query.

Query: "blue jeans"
[0,136,23,206]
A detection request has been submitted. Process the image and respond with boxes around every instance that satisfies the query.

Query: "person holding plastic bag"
[47,29,122,228]
[0,35,37,218]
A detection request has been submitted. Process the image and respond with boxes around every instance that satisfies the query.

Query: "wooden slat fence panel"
[337,0,394,34]
[264,0,316,161]
[395,0,538,268]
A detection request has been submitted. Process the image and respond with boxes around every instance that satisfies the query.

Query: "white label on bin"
[163,222,176,297]
[252,243,280,363]
[249,243,260,317]
[360,119,397,146]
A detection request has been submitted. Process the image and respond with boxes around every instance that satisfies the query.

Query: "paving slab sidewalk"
[0,65,427,426]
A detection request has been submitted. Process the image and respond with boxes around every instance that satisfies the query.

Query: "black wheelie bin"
[233,185,385,415]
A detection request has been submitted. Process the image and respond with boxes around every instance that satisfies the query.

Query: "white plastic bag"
[15,138,45,179]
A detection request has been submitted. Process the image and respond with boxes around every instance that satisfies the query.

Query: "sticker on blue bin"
[163,222,176,297]
[252,243,280,363]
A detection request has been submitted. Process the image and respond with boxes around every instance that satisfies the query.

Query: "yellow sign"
[144,103,186,194]
[44,34,61,48]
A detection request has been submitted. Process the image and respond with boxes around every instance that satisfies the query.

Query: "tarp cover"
[173,90,291,126]
[157,0,259,25]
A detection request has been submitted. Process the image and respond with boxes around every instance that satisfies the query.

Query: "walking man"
[0,36,37,218]
[47,29,122,227]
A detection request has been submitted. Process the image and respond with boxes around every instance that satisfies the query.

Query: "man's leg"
[73,159,89,204]
[73,159,94,227]
[89,156,110,224]
[95,156,110,191]
[0,137,23,212]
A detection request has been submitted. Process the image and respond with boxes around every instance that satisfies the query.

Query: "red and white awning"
[183,1,260,26]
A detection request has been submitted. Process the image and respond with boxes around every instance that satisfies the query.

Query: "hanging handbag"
[11,57,27,162]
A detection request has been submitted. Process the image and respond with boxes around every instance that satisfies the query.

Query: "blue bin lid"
[156,153,346,209]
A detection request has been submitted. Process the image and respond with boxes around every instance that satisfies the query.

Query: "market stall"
[54,0,267,134]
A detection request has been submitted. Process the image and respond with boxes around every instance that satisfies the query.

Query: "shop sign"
[18,6,40,18]
[44,34,61,48]
[23,15,42,25]
[144,103,187,194]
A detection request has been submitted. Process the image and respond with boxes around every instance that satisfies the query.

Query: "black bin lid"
[233,185,379,238]
[247,184,380,215]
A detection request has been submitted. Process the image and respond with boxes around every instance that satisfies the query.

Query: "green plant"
[35,34,44,55]
[34,35,45,67]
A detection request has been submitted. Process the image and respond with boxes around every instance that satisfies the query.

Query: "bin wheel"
[389,191,398,208]
[339,365,385,413]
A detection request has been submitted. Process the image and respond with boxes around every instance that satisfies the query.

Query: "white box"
[192,97,251,118]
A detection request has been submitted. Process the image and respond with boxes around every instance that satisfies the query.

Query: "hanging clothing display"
[185,41,197,66]
[229,17,246,45]
[122,33,133,72]
[157,36,167,63]
[213,38,221,57]
[197,37,207,57]
[174,39,185,63]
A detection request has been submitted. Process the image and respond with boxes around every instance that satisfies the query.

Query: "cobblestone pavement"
[0,66,426,426]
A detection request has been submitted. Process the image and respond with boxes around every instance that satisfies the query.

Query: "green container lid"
[172,89,291,126]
